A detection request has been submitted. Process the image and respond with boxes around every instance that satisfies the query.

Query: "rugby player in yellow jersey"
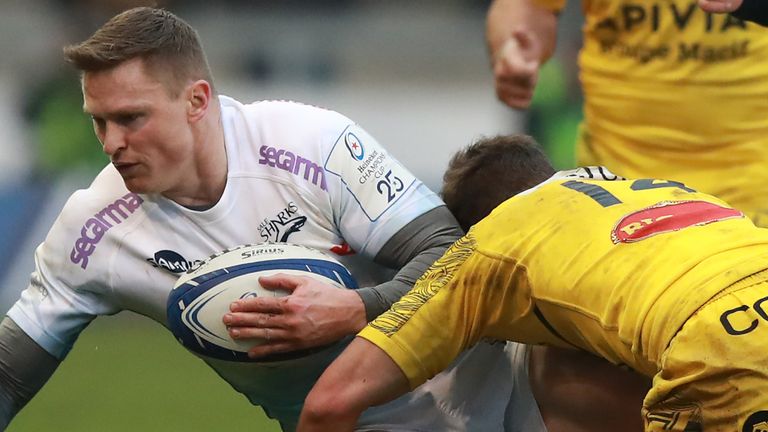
[487,0,768,227]
[297,135,768,432]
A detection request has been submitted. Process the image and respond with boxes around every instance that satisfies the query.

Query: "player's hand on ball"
[224,273,367,358]
[697,0,743,13]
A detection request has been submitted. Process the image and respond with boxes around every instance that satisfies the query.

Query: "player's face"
[83,58,197,196]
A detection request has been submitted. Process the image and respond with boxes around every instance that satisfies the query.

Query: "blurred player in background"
[698,0,768,25]
[0,7,546,432]
[298,134,768,432]
[486,0,768,226]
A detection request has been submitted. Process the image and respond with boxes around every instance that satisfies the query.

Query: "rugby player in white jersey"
[0,7,649,432]
[0,7,543,432]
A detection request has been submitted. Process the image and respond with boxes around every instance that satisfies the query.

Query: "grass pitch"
[8,312,281,432]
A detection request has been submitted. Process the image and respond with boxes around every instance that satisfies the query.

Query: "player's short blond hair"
[63,7,214,98]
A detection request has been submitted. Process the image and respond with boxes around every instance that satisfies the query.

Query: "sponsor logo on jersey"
[593,2,749,65]
[743,411,768,432]
[258,201,307,242]
[258,145,327,191]
[345,132,365,160]
[595,2,747,35]
[356,149,387,185]
[70,193,144,269]
[612,200,743,243]
[326,125,417,221]
[146,250,202,274]
[720,295,768,336]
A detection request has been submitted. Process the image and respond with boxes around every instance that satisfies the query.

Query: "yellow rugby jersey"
[360,174,768,389]
[534,0,768,225]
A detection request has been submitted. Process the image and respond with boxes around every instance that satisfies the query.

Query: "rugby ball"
[167,242,357,362]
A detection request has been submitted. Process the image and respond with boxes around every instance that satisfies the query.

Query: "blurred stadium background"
[0,0,581,430]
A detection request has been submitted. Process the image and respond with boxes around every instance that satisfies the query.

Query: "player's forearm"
[0,317,60,429]
[298,337,410,432]
[358,206,462,322]
[486,0,559,63]
[297,407,358,432]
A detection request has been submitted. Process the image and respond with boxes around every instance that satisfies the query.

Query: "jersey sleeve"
[322,123,445,258]
[6,190,121,359]
[358,235,509,389]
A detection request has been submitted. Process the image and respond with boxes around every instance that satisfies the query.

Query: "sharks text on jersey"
[259,201,307,242]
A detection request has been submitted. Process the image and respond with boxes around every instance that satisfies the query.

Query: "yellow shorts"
[643,275,768,431]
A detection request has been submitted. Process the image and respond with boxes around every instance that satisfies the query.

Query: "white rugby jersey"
[7,97,535,431]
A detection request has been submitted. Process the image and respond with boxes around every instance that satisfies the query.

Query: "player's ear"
[187,79,212,122]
